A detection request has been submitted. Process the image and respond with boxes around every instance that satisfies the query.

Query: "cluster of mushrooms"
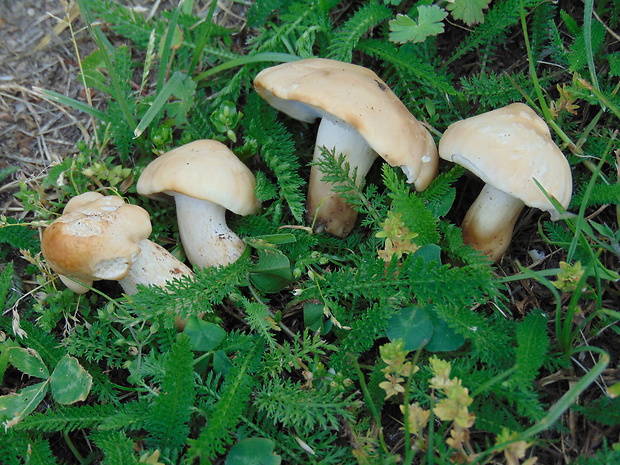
[41,57,573,301]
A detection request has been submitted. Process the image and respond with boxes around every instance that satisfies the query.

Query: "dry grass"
[0,1,93,218]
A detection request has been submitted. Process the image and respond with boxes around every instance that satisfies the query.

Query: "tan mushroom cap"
[41,193,152,284]
[439,103,572,217]
[254,58,437,190]
[136,139,259,215]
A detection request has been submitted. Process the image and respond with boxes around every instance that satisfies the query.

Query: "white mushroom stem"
[119,239,194,295]
[307,117,378,237]
[59,275,91,294]
[174,194,246,268]
[461,184,526,262]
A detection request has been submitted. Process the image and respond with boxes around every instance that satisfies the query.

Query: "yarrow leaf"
[389,6,448,44]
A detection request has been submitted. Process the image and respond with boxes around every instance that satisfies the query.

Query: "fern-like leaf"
[315,252,498,310]
[447,0,545,65]
[529,0,556,61]
[21,436,58,465]
[312,149,386,226]
[247,0,288,27]
[573,396,620,427]
[239,297,278,348]
[90,430,139,465]
[0,430,30,465]
[254,378,357,435]
[0,220,40,254]
[188,340,264,460]
[510,310,549,387]
[571,181,620,209]
[358,39,457,101]
[106,46,138,161]
[326,2,392,63]
[458,71,535,108]
[127,256,250,327]
[262,329,335,375]
[89,0,157,49]
[244,94,306,222]
[331,302,396,376]
[144,334,196,457]
[439,220,495,268]
[0,261,14,311]
[383,165,440,245]
[14,403,135,434]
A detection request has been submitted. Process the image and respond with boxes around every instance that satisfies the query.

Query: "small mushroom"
[41,192,193,294]
[136,139,260,268]
[438,103,573,261]
[254,58,438,237]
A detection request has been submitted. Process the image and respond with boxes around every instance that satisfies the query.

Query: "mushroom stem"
[461,184,525,261]
[58,275,91,294]
[174,194,246,268]
[119,239,194,295]
[307,116,378,237]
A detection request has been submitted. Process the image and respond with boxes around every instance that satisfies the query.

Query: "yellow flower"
[428,356,452,389]
[433,397,464,422]
[379,374,405,399]
[444,381,473,408]
[376,211,420,261]
[552,261,584,292]
[139,450,165,465]
[496,428,536,465]
[400,402,430,436]
[380,340,418,377]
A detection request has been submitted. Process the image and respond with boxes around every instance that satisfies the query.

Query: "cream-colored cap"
[41,193,152,285]
[439,103,572,217]
[254,58,437,190]
[136,139,259,215]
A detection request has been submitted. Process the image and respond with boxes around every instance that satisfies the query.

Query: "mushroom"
[254,58,438,237]
[136,139,260,268]
[41,192,193,294]
[438,103,573,261]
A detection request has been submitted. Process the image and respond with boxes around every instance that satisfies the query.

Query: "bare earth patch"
[0,1,90,219]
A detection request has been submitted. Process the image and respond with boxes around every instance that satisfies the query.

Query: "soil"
[0,0,92,217]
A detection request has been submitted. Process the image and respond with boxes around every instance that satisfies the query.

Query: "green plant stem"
[511,266,567,353]
[352,358,390,459]
[566,141,612,262]
[471,366,518,398]
[76,0,148,156]
[560,253,600,354]
[188,0,219,75]
[34,88,110,123]
[64,432,86,464]
[499,268,562,283]
[402,347,424,465]
[583,0,600,93]
[156,0,182,91]
[514,2,614,188]
[247,283,298,341]
[471,349,609,464]
[519,0,550,122]
[194,52,301,83]
[425,392,436,465]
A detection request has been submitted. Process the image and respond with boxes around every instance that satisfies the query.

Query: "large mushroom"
[438,103,573,261]
[41,192,193,294]
[136,139,260,268]
[254,58,438,237]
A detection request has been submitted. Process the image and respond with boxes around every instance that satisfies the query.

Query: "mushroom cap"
[438,103,572,216]
[41,193,152,284]
[253,58,437,186]
[136,139,259,216]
